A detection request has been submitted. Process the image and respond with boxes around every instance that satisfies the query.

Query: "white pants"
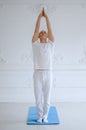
[33,70,53,119]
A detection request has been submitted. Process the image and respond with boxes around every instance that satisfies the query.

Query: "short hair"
[39,30,47,35]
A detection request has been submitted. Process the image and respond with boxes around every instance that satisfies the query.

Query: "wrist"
[45,15,48,19]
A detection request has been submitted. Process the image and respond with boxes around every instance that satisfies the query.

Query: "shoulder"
[32,40,40,48]
[48,39,54,45]
[32,40,39,44]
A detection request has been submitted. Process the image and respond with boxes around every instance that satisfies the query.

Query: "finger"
[44,8,46,16]
[43,8,44,16]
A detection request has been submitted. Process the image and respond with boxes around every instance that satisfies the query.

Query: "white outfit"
[33,70,53,120]
[32,40,54,120]
[32,40,54,70]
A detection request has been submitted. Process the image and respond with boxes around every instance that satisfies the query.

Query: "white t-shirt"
[32,40,55,70]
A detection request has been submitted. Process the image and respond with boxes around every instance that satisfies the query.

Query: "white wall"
[0,0,86,102]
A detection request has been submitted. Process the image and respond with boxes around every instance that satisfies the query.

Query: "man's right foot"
[37,118,42,123]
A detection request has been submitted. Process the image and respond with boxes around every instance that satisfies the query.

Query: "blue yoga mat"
[26,106,60,125]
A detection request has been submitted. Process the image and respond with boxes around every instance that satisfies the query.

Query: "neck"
[40,39,47,43]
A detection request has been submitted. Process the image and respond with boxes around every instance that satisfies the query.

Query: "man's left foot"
[42,118,48,123]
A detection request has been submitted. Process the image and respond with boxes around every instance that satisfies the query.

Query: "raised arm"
[32,11,43,43]
[43,9,54,42]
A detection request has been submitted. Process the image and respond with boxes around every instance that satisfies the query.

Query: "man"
[32,8,54,123]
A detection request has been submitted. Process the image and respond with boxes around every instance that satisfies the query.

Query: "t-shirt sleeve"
[32,40,39,46]
[48,39,55,46]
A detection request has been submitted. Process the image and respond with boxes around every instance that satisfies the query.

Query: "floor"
[0,102,86,130]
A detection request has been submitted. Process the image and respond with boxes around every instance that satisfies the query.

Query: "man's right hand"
[42,8,44,16]
[42,8,48,18]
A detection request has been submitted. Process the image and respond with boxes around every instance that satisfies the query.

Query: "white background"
[0,0,86,102]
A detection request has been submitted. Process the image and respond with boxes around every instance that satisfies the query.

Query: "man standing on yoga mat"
[32,8,54,123]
